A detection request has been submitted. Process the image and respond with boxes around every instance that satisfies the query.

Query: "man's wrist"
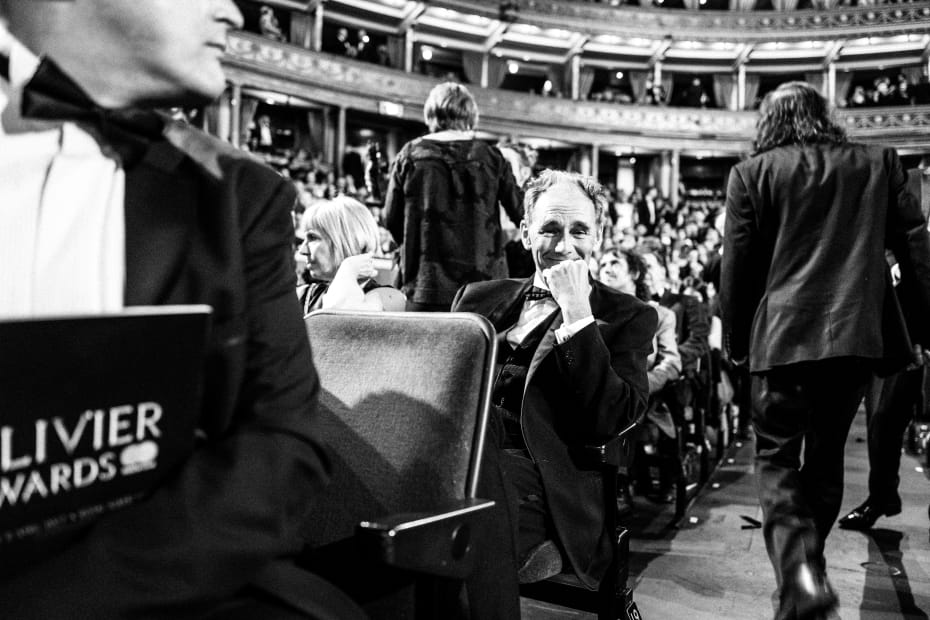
[558,300,593,325]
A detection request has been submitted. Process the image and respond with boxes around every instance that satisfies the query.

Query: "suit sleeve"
[677,294,710,373]
[884,148,930,346]
[648,308,682,395]
[721,165,759,363]
[553,304,657,438]
[0,167,330,618]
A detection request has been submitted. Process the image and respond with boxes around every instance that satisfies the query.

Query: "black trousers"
[751,358,870,588]
[864,367,923,510]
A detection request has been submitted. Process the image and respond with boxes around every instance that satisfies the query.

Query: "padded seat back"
[301,310,496,547]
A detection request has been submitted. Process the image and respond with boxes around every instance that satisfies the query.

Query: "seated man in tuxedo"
[0,2,357,618]
[452,170,656,593]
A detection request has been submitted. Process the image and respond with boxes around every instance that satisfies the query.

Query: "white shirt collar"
[8,36,40,89]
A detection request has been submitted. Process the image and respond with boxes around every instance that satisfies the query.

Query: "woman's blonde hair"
[301,196,379,268]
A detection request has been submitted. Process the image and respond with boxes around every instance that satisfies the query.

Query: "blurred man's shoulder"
[162,119,283,185]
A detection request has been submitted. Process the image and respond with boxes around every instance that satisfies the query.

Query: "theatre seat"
[258,310,499,619]
[519,422,642,620]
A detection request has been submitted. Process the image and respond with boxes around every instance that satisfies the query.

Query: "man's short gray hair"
[523,169,608,230]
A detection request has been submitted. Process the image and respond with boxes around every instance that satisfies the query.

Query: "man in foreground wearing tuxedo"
[452,170,656,602]
[0,2,356,618]
[721,82,930,620]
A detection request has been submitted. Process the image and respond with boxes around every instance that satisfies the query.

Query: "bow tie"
[523,286,553,302]
[20,57,164,168]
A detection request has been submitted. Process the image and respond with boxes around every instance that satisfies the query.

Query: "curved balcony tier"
[222,32,930,152]
[431,0,930,42]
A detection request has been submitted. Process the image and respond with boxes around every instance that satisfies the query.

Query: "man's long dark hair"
[752,81,847,155]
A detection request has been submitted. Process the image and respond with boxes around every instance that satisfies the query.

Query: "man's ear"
[520,218,531,250]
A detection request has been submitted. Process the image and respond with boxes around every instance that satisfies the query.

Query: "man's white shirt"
[0,36,125,317]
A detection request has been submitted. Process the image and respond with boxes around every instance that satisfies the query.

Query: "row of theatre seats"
[639,347,746,519]
[258,310,644,620]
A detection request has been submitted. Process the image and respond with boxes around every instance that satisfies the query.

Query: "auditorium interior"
[188,0,930,617]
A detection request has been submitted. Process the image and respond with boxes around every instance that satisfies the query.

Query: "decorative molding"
[223,32,930,150]
[433,0,930,41]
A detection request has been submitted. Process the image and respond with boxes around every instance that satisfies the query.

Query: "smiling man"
[451,170,656,605]
[0,2,352,619]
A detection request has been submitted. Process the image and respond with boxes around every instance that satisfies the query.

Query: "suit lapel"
[488,277,534,331]
[123,139,195,306]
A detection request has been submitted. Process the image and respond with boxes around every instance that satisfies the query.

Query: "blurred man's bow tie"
[524,286,553,301]
[20,57,164,167]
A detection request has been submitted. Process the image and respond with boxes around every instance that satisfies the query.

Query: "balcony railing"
[432,0,930,41]
[222,31,930,150]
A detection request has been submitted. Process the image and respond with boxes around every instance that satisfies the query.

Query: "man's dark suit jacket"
[1,121,330,618]
[451,277,656,589]
[721,142,930,374]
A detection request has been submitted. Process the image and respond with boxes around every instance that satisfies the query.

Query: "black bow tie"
[20,57,164,168]
[524,286,553,302]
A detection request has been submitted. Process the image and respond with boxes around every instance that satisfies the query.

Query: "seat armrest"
[576,421,638,467]
[356,498,495,579]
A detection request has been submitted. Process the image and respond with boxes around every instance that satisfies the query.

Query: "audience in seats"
[385,82,524,311]
[598,247,682,513]
[452,170,657,616]
[296,196,405,313]
[640,246,710,380]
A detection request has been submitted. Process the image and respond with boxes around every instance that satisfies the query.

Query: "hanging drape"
[386,35,406,70]
[804,71,825,95]
[660,72,674,104]
[744,74,761,109]
[712,73,737,110]
[630,70,650,103]
[729,0,756,11]
[900,65,923,85]
[811,0,841,8]
[240,97,259,146]
[833,70,854,107]
[487,57,508,89]
[579,67,596,100]
[462,51,484,86]
[771,0,799,9]
[290,12,311,48]
[546,65,564,96]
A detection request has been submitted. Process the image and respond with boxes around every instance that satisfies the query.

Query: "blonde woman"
[297,196,405,313]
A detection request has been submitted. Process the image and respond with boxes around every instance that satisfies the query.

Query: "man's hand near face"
[544,258,593,325]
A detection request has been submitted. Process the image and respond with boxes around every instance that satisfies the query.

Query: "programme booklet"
[0,306,211,556]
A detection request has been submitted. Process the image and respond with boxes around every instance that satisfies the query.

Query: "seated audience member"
[259,5,284,41]
[298,196,406,313]
[452,170,656,613]
[599,249,681,397]
[599,248,681,511]
[0,2,353,618]
[640,247,710,380]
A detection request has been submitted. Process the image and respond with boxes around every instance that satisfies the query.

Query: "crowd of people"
[3,2,930,620]
[847,74,920,107]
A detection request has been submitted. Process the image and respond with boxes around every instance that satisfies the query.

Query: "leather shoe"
[775,562,838,620]
[837,499,901,531]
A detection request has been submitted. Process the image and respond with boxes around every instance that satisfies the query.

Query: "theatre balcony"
[212,0,930,205]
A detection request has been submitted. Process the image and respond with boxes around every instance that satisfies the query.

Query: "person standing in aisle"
[721,81,930,620]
